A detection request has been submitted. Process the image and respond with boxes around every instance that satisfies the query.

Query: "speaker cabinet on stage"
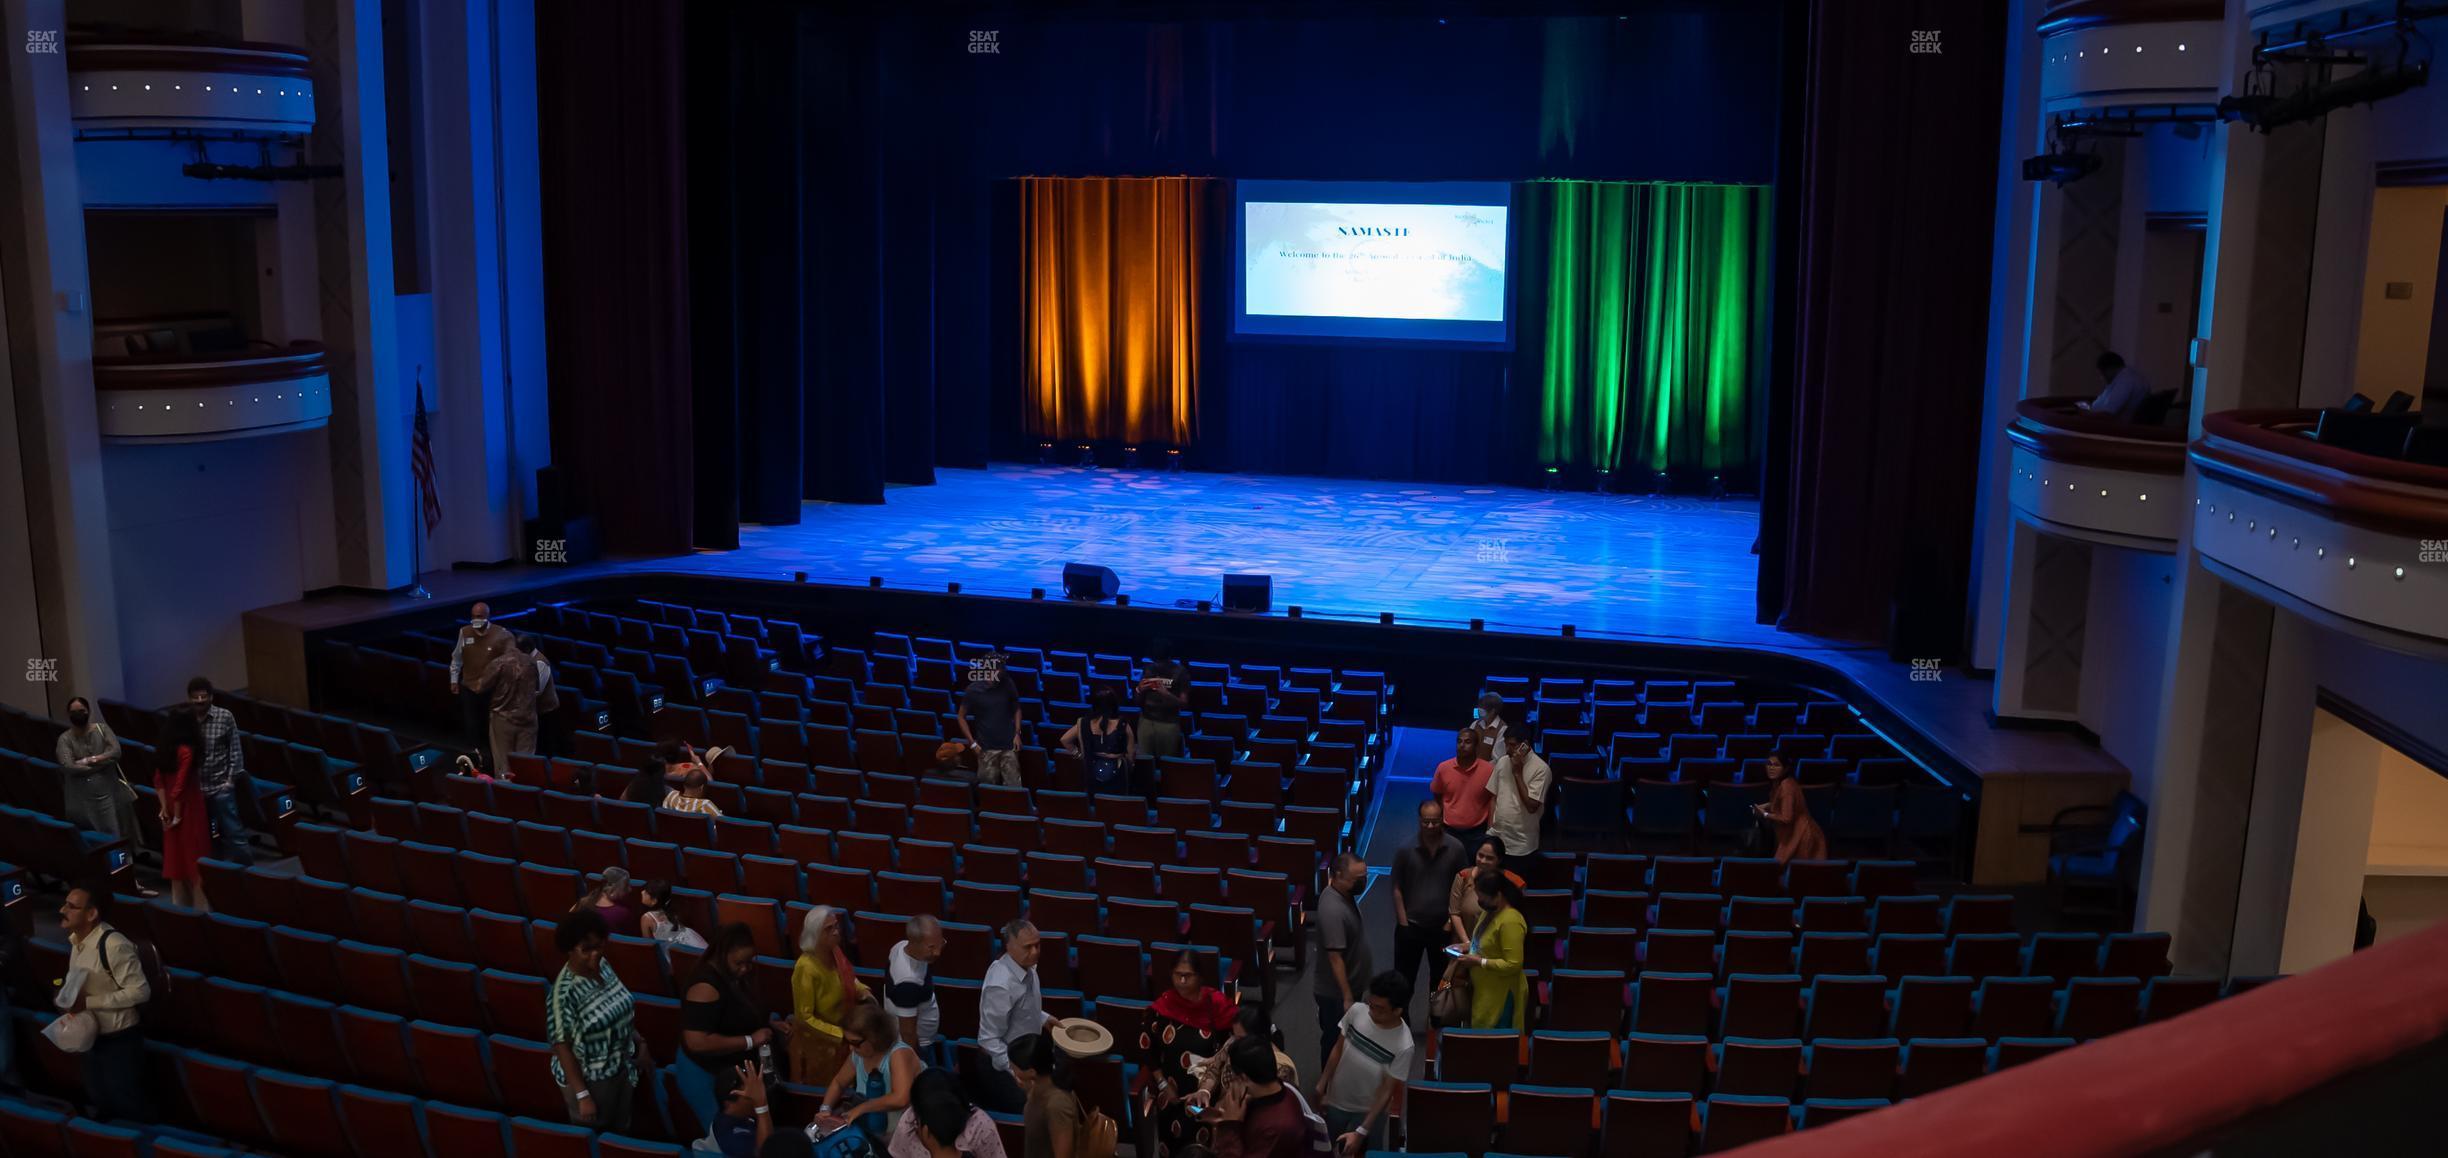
[1063,563,1120,602]
[1222,573,1272,613]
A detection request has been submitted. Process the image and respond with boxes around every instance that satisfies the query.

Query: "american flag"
[411,379,441,533]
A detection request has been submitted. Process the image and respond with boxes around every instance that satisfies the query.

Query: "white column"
[2135,0,2275,959]
[2298,103,2373,408]
[1969,0,2045,671]
[0,0,125,708]
[328,0,411,590]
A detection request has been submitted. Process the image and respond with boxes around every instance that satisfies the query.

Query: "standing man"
[886,914,947,1069]
[448,603,516,754]
[60,882,151,1122]
[1489,723,1552,859]
[1428,728,1496,854]
[1312,853,1372,1062]
[470,637,541,777]
[975,918,1052,1113]
[957,654,1026,788]
[1388,801,1467,1007]
[187,678,253,867]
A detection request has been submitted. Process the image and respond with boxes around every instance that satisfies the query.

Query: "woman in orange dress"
[1754,754,1829,865]
[155,705,213,911]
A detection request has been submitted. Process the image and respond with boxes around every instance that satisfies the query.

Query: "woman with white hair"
[790,905,869,1083]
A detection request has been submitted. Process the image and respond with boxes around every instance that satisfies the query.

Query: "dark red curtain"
[1761,0,2007,652]
[535,0,694,554]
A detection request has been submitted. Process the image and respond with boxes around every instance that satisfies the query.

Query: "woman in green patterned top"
[549,909,652,1131]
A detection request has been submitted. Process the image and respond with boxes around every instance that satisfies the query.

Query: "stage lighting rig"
[2220,3,2436,131]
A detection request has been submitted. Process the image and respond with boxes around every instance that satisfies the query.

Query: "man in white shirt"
[1489,722,1552,858]
[60,883,152,1122]
[1314,971,1416,1155]
[2083,351,2151,421]
[975,919,1051,1114]
[886,915,946,1068]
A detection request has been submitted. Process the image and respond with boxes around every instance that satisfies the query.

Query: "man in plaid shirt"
[186,677,254,866]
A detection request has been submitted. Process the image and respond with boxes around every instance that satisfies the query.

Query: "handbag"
[1428,957,1473,1027]
[1077,1107,1120,1158]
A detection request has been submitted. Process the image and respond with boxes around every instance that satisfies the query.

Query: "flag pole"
[406,364,432,600]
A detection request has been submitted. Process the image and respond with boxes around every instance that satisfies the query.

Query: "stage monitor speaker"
[1222,573,1272,613]
[1063,563,1120,602]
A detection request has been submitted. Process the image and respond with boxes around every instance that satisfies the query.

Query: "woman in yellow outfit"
[1456,869,1529,1032]
[791,905,870,1083]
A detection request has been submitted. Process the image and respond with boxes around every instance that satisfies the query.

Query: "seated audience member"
[890,1069,1009,1158]
[1208,1034,1326,1158]
[819,1005,921,1145]
[665,765,725,816]
[623,741,693,805]
[640,878,705,948]
[572,867,641,938]
[2082,350,2150,420]
[703,1063,773,1156]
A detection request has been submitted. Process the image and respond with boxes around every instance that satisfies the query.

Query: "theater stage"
[631,465,1798,651]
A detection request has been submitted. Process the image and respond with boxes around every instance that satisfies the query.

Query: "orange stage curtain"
[1019,177,1205,445]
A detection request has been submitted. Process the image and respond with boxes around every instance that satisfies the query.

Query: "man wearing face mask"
[448,602,515,754]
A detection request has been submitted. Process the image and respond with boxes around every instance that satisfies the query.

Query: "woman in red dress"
[155,705,213,912]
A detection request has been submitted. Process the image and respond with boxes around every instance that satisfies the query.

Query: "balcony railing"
[96,342,331,442]
[2005,396,2187,546]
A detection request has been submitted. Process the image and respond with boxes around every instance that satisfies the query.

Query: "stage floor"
[633,465,1811,650]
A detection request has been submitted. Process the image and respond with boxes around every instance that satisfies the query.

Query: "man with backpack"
[60,881,152,1121]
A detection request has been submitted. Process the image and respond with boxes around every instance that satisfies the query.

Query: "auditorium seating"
[0,594,2223,1157]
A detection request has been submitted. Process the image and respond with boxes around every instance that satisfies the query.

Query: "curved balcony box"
[67,40,315,136]
[2006,397,2187,549]
[96,343,331,443]
[2037,1,2224,114]
[2192,410,2448,648]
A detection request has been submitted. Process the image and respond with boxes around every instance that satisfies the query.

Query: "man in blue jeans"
[187,677,254,866]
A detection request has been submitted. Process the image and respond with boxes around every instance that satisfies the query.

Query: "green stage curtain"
[1019,177,1206,445]
[1534,180,1770,481]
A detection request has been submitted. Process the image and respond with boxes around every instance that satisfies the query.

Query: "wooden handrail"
[2190,409,2448,538]
[93,342,328,391]
[2006,396,2187,474]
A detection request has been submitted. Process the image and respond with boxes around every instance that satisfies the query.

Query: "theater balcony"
[2191,410,2448,649]
[67,36,314,135]
[94,319,330,443]
[67,34,316,210]
[2005,397,2187,549]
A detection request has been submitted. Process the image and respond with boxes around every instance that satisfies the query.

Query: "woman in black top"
[678,922,781,1127]
[1063,688,1136,794]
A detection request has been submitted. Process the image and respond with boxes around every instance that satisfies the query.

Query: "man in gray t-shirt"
[1313,852,1372,1060]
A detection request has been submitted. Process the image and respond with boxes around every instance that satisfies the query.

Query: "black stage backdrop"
[1756,0,2006,653]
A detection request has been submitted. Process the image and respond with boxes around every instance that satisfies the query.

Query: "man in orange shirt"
[1428,727,1496,855]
